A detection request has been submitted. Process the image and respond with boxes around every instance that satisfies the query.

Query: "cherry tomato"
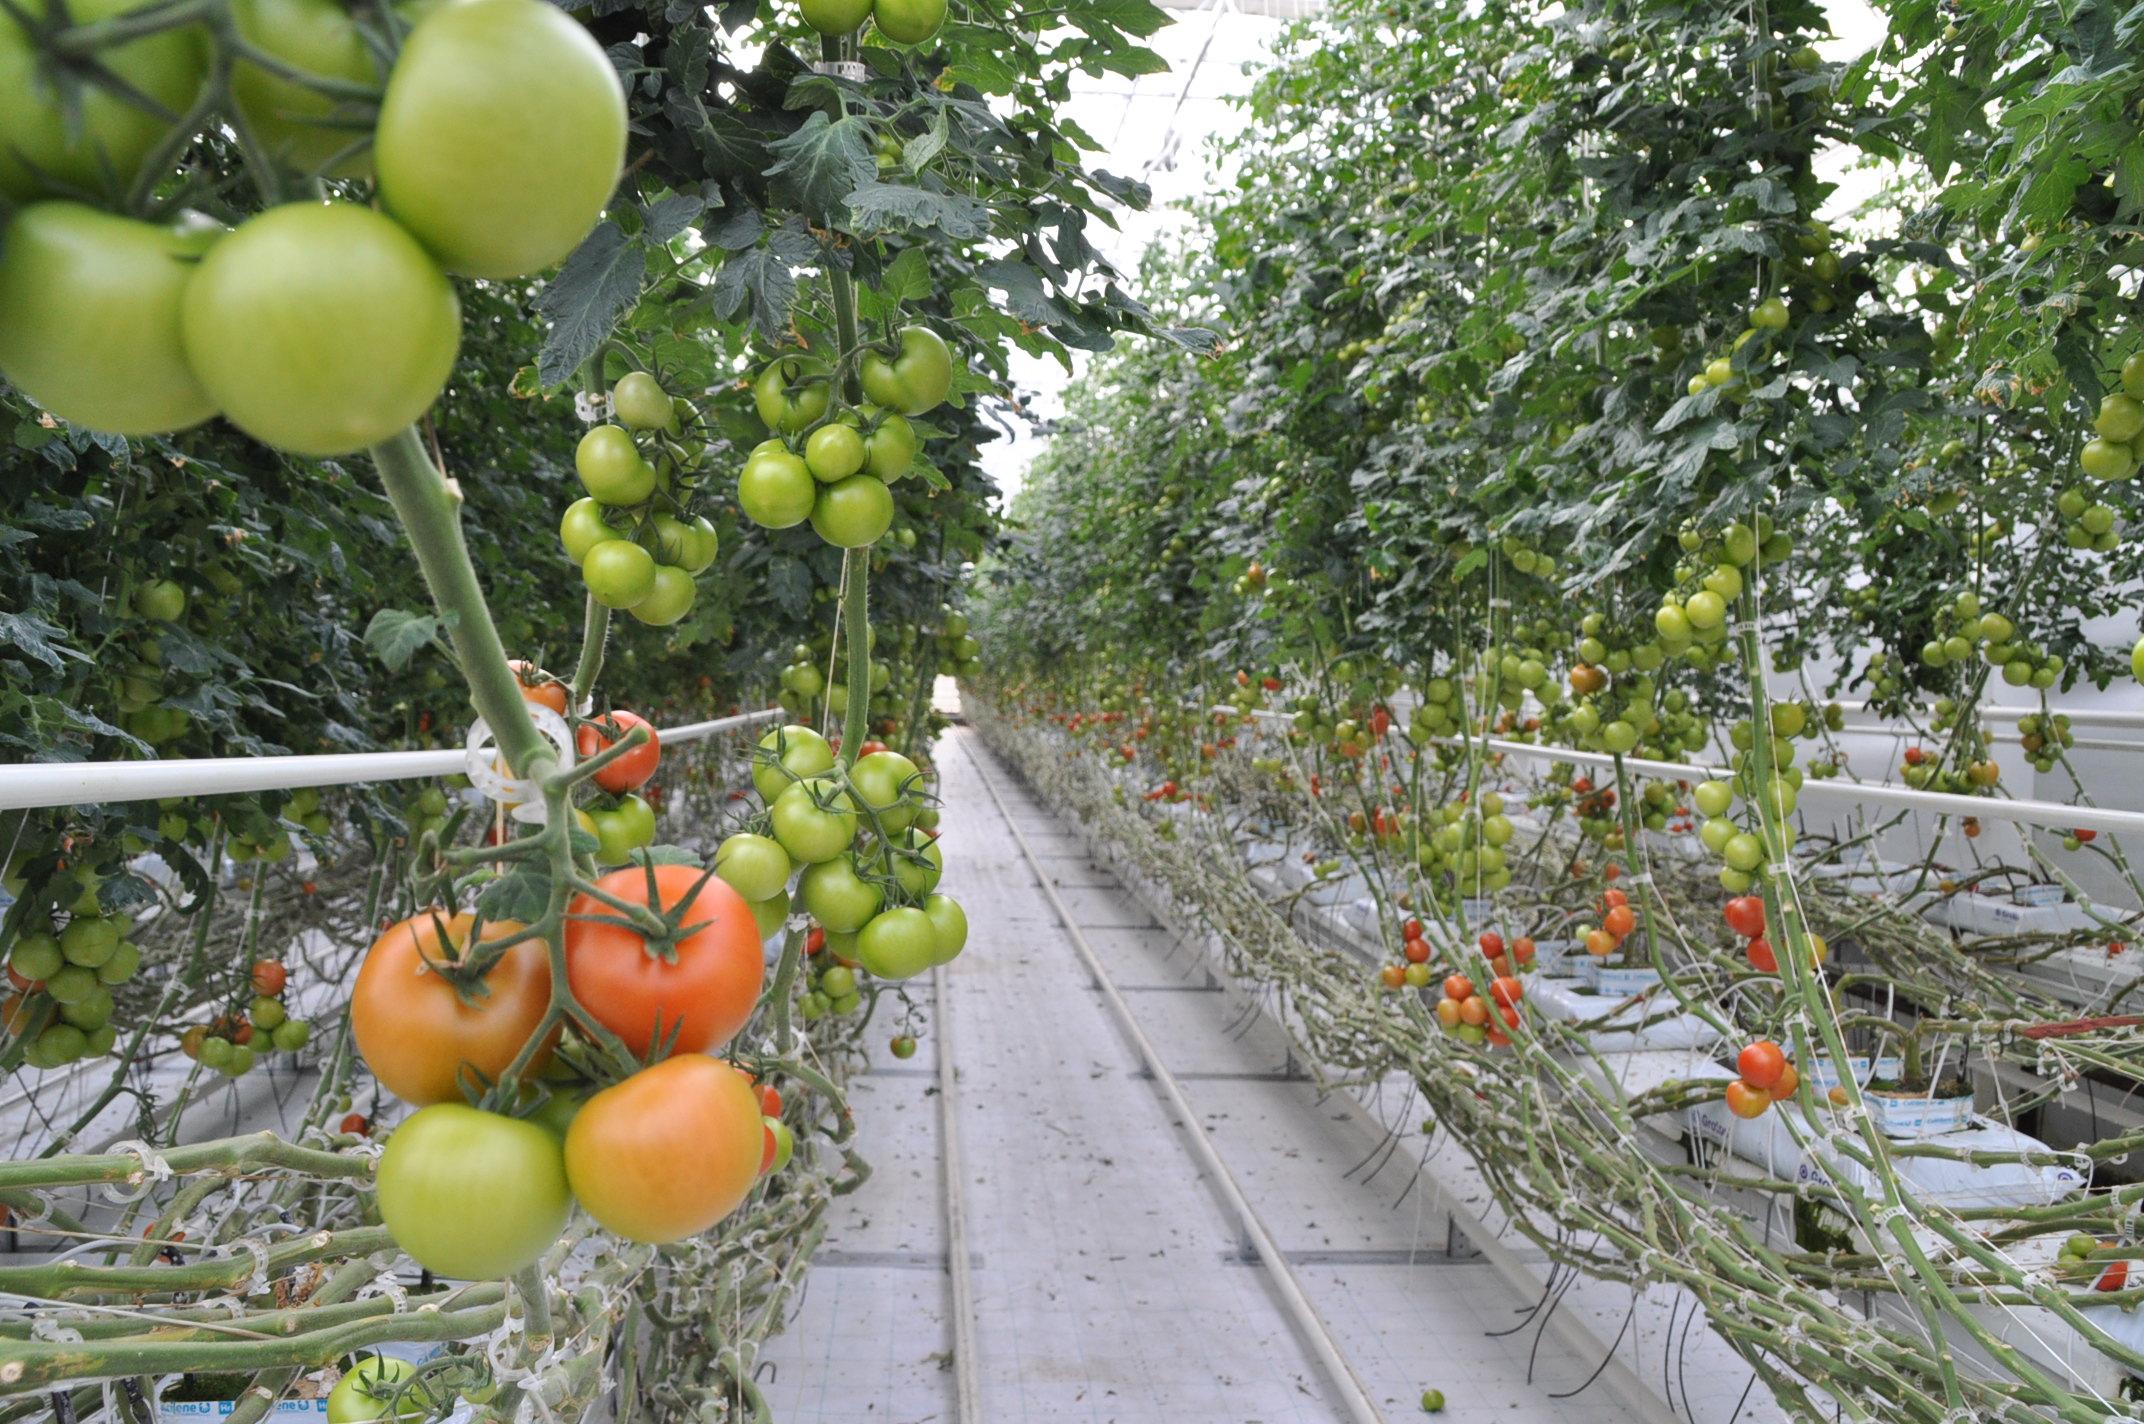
[509,660,570,715]
[1723,1081,1771,1120]
[250,959,288,997]
[1723,895,1766,939]
[1736,1040,1787,1090]
[564,864,766,1057]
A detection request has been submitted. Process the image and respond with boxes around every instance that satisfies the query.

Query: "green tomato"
[181,202,460,457]
[589,794,657,864]
[0,0,206,201]
[60,917,119,968]
[250,994,287,1032]
[327,1357,423,1424]
[1750,297,1788,330]
[582,540,657,609]
[0,203,222,436]
[859,325,954,415]
[652,513,718,572]
[2097,394,2144,444]
[576,425,656,505]
[763,1115,795,1172]
[226,1044,257,1076]
[2132,635,2144,684]
[1420,1388,1446,1413]
[753,725,836,801]
[922,893,967,964]
[738,449,817,529]
[229,0,401,178]
[627,564,696,626]
[58,986,112,1032]
[10,934,62,983]
[198,1036,236,1073]
[1693,780,1734,818]
[857,906,935,980]
[611,371,678,432]
[862,407,918,480]
[799,855,883,934]
[805,421,867,481]
[770,778,860,864]
[750,888,792,939]
[560,497,617,562]
[716,832,794,902]
[801,0,871,32]
[870,0,943,43]
[375,0,626,278]
[134,578,189,622]
[891,827,943,897]
[753,356,831,433]
[272,1018,311,1051]
[31,1023,88,1067]
[849,749,921,832]
[2081,438,2137,482]
[1722,833,1764,873]
[376,1104,570,1279]
[810,475,894,548]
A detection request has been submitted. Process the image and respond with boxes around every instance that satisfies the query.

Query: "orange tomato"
[510,660,569,715]
[1584,928,1616,957]
[352,910,556,1106]
[1724,1081,1771,1119]
[1772,1062,1800,1100]
[1458,995,1489,1027]
[250,959,287,996]
[1434,997,1462,1029]
[1511,936,1536,964]
[1403,938,1431,964]
[564,1056,764,1243]
[1490,975,1524,1008]
[1379,964,1407,989]
[1443,974,1474,1002]
[1603,904,1636,938]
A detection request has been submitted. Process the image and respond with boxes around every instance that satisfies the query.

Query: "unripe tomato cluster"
[798,0,945,44]
[562,373,720,627]
[5,899,143,1068]
[2078,357,2144,484]
[180,957,312,1077]
[715,724,968,985]
[1654,517,1792,671]
[1912,592,2062,692]
[1724,1039,1798,1119]
[737,328,955,548]
[1687,700,1821,894]
[0,0,627,453]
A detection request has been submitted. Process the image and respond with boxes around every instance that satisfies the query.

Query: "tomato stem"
[368,427,554,782]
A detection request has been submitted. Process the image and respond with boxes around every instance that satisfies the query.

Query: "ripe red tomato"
[564,1056,764,1243]
[339,1112,371,1136]
[1511,936,1536,964]
[1603,904,1636,939]
[250,959,288,996]
[1478,932,1504,960]
[1442,974,1474,1001]
[1746,937,1777,973]
[1490,975,1524,1008]
[1402,938,1430,964]
[1737,1040,1787,1090]
[352,910,556,1105]
[564,864,765,1057]
[1723,895,1766,939]
[576,710,660,793]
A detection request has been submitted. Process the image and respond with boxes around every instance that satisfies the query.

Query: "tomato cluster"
[562,374,720,626]
[177,956,312,1077]
[4,897,143,1068]
[1724,1039,1798,1120]
[0,0,625,453]
[715,724,967,990]
[737,327,955,548]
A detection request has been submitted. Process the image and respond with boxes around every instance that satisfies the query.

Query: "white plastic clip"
[100,1138,173,1203]
[466,704,575,825]
[810,59,867,81]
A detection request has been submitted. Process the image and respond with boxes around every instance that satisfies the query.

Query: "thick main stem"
[368,427,553,780]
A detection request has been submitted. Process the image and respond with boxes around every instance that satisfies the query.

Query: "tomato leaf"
[363,609,444,672]
[766,111,877,223]
[843,180,992,240]
[536,221,648,389]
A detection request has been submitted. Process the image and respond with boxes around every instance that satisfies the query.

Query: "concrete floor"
[759,729,1666,1424]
